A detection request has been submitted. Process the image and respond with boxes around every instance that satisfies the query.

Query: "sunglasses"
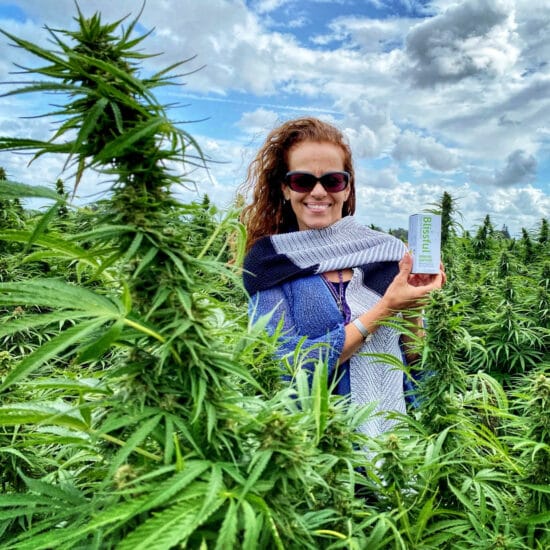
[284,171,350,193]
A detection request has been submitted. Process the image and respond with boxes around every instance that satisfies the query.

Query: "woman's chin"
[298,214,342,231]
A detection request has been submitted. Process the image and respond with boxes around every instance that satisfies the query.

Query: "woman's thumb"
[399,252,413,276]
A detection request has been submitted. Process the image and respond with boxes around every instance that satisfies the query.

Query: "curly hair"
[239,117,356,250]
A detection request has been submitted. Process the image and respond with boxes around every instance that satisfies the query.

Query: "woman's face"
[282,141,350,231]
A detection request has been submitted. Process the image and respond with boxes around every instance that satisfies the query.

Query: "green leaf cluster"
[0,6,548,550]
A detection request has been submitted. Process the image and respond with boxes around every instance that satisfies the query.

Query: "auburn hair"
[239,117,356,251]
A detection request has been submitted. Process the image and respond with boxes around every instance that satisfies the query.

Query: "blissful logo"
[422,216,432,254]
[409,213,441,274]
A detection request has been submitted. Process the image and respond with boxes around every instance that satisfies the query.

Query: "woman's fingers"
[385,254,447,311]
[398,252,413,278]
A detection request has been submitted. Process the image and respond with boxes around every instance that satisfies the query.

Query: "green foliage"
[538,218,549,245]
[0,9,368,549]
[0,6,548,550]
[429,190,462,251]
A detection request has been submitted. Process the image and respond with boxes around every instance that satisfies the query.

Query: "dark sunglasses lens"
[321,172,348,191]
[287,173,317,192]
[286,172,349,192]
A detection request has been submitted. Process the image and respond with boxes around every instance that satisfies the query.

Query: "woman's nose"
[309,181,327,196]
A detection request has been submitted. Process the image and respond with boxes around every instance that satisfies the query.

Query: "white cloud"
[494,149,537,186]
[481,185,550,232]
[354,179,451,230]
[357,166,400,190]
[392,130,460,172]
[336,97,399,158]
[0,17,53,80]
[514,0,550,74]
[316,15,412,52]
[288,16,308,29]
[404,0,519,86]
[252,0,285,13]
[236,108,280,135]
[468,149,538,187]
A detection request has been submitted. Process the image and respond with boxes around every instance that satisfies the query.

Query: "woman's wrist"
[357,300,391,334]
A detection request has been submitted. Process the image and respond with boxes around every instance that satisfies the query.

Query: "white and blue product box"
[408,213,441,274]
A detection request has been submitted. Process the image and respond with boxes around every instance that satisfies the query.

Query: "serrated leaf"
[241,499,262,550]
[215,499,238,550]
[312,358,329,443]
[24,202,62,253]
[25,377,109,394]
[77,319,124,363]
[0,230,101,268]
[131,461,212,516]
[95,117,165,162]
[199,463,224,518]
[117,496,225,550]
[19,471,86,506]
[104,415,162,483]
[245,495,284,550]
[239,450,272,502]
[516,510,550,524]
[0,310,91,337]
[0,318,108,393]
[0,400,89,431]
[0,278,121,314]
[69,97,108,160]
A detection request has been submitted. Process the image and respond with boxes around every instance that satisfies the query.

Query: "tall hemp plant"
[0,7,375,549]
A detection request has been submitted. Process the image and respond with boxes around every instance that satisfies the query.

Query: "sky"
[0,0,549,237]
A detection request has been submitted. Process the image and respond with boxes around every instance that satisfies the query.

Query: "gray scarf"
[243,216,406,293]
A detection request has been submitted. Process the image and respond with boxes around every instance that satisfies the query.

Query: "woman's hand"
[341,253,446,363]
[380,253,446,311]
[408,260,446,287]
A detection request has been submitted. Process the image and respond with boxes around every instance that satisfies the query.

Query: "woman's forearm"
[338,300,392,363]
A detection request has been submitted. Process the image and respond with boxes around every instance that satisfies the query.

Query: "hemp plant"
[0,7,371,548]
[509,371,550,548]
[430,190,461,253]
[416,290,467,435]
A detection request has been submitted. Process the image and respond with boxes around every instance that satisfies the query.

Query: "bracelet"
[352,318,373,342]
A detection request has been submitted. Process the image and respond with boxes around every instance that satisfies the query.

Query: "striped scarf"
[243,216,406,294]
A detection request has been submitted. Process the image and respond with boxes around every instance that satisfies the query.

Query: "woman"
[240,117,445,437]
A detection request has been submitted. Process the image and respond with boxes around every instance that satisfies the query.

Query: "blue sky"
[0,0,548,236]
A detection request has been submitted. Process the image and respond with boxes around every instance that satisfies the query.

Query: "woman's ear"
[281,183,291,202]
